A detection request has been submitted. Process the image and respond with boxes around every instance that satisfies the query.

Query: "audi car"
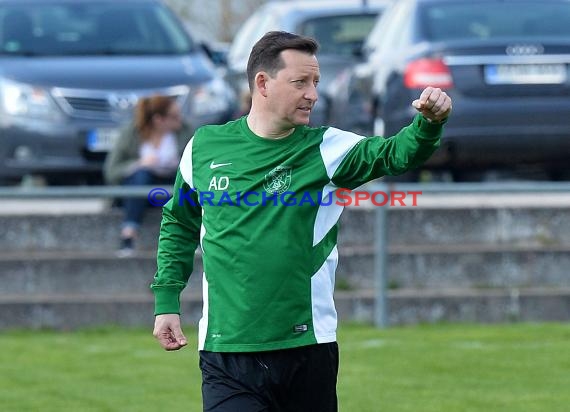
[0,0,236,184]
[329,0,570,180]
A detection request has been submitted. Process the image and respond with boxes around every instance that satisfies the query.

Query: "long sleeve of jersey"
[151,169,202,315]
[331,114,442,189]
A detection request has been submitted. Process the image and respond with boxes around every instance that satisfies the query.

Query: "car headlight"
[190,77,235,117]
[0,78,62,120]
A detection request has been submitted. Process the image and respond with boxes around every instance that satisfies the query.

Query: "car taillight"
[404,58,453,89]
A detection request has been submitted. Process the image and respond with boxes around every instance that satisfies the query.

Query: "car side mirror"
[351,40,369,60]
[352,45,365,59]
[200,42,228,67]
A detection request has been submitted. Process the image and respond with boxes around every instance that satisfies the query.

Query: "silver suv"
[0,0,236,184]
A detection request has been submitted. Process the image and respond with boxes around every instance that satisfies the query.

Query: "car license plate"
[484,64,567,85]
[86,128,120,152]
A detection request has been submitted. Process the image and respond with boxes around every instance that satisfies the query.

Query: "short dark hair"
[246,31,319,92]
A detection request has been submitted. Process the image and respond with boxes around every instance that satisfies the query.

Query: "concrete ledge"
[0,252,202,296]
[336,288,570,324]
[0,296,202,330]
[338,246,570,289]
[3,247,569,295]
[1,289,568,330]
[0,210,162,252]
[339,208,570,247]
[2,207,570,251]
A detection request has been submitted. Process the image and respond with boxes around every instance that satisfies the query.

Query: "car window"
[298,13,378,56]
[0,1,194,56]
[419,1,570,41]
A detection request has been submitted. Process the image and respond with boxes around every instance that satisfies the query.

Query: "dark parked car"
[329,0,570,180]
[0,0,236,184]
[224,0,391,126]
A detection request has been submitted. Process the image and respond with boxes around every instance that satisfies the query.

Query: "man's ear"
[255,72,269,97]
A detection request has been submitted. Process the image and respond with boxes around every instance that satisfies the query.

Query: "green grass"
[1,323,569,411]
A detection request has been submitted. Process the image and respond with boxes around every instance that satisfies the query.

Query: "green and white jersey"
[152,114,442,352]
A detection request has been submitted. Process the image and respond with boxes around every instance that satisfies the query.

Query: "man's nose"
[304,84,318,102]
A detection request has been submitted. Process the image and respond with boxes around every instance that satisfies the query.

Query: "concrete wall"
[2,195,570,330]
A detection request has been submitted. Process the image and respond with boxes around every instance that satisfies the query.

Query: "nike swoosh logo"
[210,161,232,169]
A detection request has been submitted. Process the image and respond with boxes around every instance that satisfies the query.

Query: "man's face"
[265,49,320,128]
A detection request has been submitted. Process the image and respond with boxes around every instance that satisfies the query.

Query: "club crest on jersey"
[264,165,292,194]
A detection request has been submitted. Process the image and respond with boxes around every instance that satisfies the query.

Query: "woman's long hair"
[134,95,175,140]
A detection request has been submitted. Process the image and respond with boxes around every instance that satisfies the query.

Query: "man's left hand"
[412,87,452,123]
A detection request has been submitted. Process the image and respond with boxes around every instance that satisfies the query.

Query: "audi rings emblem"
[506,44,544,56]
[108,93,139,110]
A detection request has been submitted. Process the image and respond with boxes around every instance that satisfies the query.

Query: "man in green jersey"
[151,31,452,411]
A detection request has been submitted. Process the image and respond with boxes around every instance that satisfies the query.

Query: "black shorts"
[199,342,339,412]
